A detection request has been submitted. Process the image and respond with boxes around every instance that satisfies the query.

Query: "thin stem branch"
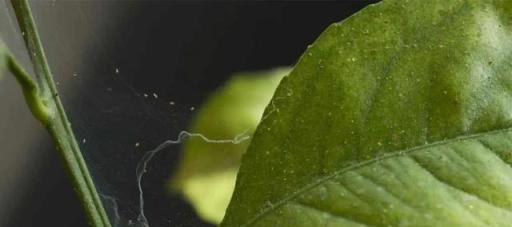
[8,0,111,226]
[6,55,50,123]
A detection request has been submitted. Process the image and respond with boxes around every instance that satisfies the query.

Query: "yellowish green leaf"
[170,68,290,224]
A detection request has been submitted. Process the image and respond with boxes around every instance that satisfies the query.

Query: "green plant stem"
[9,0,111,226]
[7,56,50,123]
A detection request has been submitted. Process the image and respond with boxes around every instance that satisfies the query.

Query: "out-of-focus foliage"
[170,68,290,224]
[0,39,7,79]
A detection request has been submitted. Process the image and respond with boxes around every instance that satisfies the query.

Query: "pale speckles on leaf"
[222,0,512,226]
[347,57,357,62]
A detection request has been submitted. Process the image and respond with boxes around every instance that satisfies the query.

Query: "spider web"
[0,2,370,227]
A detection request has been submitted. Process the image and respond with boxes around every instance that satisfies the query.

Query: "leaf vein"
[241,127,512,227]
[408,154,511,225]
[291,200,378,227]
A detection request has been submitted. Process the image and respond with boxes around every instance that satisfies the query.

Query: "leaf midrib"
[239,126,512,227]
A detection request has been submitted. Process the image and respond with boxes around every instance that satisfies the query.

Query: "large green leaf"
[170,68,289,224]
[222,0,512,226]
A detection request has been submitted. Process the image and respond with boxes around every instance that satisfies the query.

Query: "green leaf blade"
[222,0,512,226]
[243,129,512,227]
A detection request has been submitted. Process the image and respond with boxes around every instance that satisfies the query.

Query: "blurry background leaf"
[0,39,6,79]
[222,0,512,226]
[169,67,290,224]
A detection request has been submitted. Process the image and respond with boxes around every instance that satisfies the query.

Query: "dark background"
[1,1,377,227]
